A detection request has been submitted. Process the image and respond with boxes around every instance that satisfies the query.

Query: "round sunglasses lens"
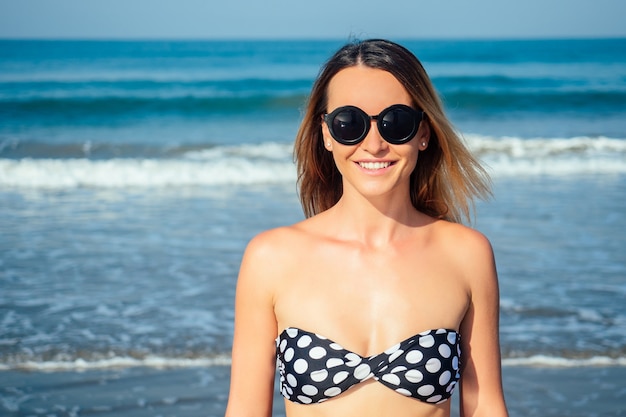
[380,107,416,142]
[332,109,366,143]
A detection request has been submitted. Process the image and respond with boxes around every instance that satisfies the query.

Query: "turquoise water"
[0,38,625,415]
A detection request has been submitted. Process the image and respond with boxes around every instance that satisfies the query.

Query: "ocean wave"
[0,355,232,372]
[469,135,626,176]
[0,146,296,188]
[2,89,624,121]
[441,90,626,113]
[1,354,624,372]
[1,137,625,189]
[0,94,308,120]
[0,79,313,108]
[502,355,626,368]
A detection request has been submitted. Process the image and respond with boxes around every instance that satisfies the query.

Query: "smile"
[358,161,392,170]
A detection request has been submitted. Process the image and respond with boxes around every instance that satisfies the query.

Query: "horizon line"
[1,35,625,42]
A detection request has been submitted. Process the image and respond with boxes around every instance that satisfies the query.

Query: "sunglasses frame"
[323,104,424,145]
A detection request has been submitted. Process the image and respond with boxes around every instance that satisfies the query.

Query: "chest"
[273,243,469,335]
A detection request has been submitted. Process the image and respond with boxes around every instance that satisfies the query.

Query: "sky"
[1,0,625,40]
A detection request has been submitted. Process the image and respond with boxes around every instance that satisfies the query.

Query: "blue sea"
[1,39,625,416]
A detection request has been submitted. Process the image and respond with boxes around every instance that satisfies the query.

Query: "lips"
[357,161,392,170]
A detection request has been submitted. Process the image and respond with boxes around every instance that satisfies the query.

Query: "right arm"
[225,232,281,417]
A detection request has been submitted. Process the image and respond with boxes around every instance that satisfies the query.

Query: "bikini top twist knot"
[276,327,461,405]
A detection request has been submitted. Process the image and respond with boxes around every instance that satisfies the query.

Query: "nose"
[360,120,388,154]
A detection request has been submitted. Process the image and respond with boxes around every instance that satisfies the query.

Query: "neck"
[329,185,427,248]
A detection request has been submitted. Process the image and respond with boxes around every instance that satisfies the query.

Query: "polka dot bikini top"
[276,327,461,405]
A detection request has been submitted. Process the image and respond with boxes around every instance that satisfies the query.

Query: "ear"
[417,118,430,150]
[321,116,333,151]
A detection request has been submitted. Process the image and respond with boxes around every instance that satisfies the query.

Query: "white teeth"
[358,161,391,170]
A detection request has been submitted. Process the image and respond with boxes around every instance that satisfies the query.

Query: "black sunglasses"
[324,104,424,145]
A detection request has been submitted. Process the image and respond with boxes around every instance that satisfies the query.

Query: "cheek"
[328,144,357,177]
[406,148,421,173]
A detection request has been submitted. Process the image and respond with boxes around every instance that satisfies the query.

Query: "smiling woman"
[225,39,508,417]
[296,40,492,222]
[318,66,428,212]
[1,37,625,417]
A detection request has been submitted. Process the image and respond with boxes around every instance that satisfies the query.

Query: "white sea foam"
[465,135,626,177]
[466,134,626,176]
[1,137,625,189]
[1,354,624,372]
[0,355,232,372]
[0,143,296,189]
[502,355,626,368]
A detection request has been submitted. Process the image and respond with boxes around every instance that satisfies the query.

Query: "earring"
[421,142,427,147]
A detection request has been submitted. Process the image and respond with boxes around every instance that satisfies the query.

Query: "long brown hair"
[294,39,491,223]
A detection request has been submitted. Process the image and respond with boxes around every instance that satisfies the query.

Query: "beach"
[1,39,625,416]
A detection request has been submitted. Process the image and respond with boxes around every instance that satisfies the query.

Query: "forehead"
[326,66,412,112]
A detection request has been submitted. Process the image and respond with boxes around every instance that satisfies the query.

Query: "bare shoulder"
[439,221,493,253]
[432,220,497,287]
[242,226,298,269]
[245,218,317,255]
[240,218,319,278]
[244,225,298,257]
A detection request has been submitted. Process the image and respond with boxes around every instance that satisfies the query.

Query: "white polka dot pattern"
[276,327,461,404]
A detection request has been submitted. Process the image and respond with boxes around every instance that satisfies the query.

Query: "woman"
[225,39,508,417]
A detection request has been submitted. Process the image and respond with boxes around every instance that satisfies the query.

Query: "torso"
[267,209,474,417]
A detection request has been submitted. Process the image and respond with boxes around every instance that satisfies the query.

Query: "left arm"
[458,232,508,417]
